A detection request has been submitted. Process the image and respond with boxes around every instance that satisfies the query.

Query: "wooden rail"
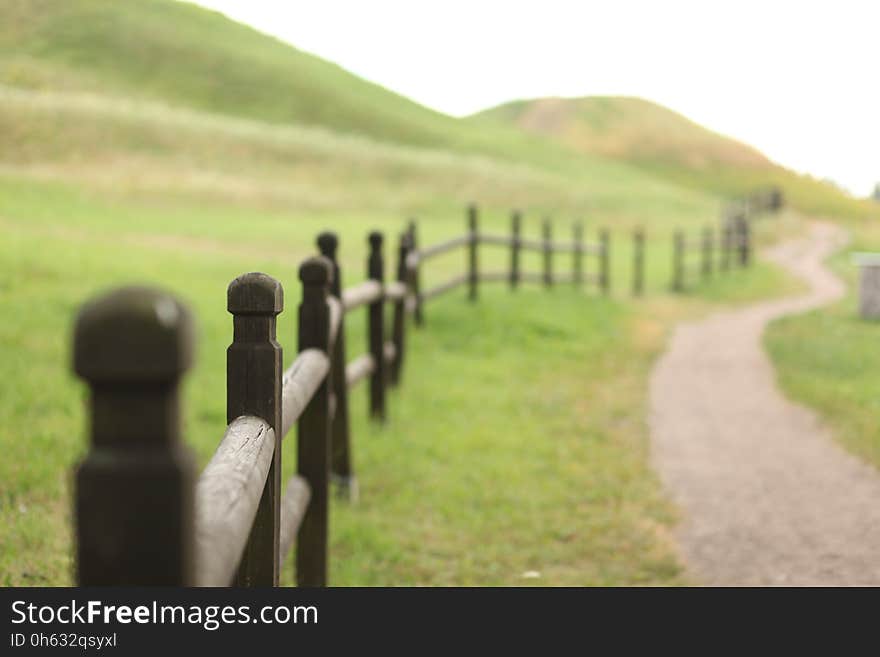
[405,208,609,325]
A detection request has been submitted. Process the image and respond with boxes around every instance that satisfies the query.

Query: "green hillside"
[0,0,625,178]
[473,96,876,220]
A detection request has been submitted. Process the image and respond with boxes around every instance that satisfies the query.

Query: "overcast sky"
[190,0,878,196]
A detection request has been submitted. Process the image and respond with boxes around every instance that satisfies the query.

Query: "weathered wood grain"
[194,415,274,587]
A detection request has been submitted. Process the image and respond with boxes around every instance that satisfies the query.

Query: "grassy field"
[766,217,880,470]
[0,0,846,586]
[0,168,799,585]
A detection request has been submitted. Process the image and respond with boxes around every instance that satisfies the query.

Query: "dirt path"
[649,221,880,585]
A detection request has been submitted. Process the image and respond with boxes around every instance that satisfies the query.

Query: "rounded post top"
[299,256,333,287]
[368,231,383,250]
[228,272,283,315]
[317,232,338,259]
[468,203,478,227]
[74,286,194,383]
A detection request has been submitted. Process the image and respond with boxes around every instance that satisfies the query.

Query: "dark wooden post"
[367,231,386,422]
[296,257,333,587]
[227,272,283,586]
[737,215,751,267]
[573,221,584,286]
[408,220,423,327]
[317,232,355,499]
[510,210,521,290]
[720,218,731,272]
[672,230,685,292]
[599,228,610,295]
[73,286,196,585]
[542,218,553,287]
[390,230,409,387]
[701,226,713,280]
[770,187,784,212]
[468,203,478,301]
[633,227,644,297]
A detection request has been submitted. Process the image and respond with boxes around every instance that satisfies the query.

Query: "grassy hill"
[0,0,633,179]
[473,96,876,220]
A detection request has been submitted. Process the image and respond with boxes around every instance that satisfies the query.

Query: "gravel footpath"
[649,221,880,585]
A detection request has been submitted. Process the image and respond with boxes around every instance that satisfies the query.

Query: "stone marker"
[853,253,880,319]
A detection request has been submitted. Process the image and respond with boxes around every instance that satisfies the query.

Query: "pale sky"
[190,0,879,197]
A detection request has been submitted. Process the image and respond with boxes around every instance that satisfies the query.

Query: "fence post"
[227,272,283,586]
[73,286,196,585]
[701,226,713,280]
[736,215,751,267]
[543,218,553,287]
[468,203,478,301]
[573,221,584,286]
[296,256,333,587]
[390,231,409,387]
[408,220,423,327]
[317,232,355,500]
[510,210,521,290]
[633,227,644,297]
[367,231,386,422]
[599,228,610,295]
[673,230,684,292]
[720,217,731,272]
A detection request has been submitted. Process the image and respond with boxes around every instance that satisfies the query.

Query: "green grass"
[766,219,880,469]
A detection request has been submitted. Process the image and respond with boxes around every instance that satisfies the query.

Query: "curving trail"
[649,221,880,585]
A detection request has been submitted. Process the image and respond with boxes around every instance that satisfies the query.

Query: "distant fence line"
[71,186,783,586]
[671,187,783,292]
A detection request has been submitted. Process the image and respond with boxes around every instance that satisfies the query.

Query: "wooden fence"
[408,205,610,320]
[73,235,410,586]
[71,192,781,587]
[669,190,783,292]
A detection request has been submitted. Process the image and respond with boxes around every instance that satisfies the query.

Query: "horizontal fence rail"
[404,208,611,323]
